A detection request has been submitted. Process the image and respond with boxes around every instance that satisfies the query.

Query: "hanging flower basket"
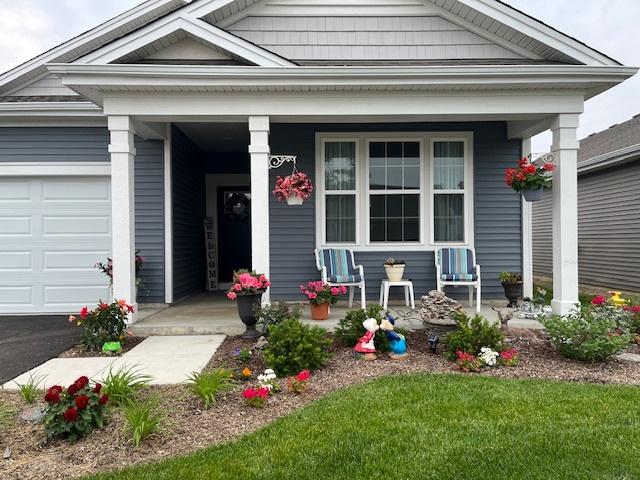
[504,157,554,202]
[273,171,313,205]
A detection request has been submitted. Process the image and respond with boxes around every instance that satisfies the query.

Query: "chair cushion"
[318,249,359,283]
[328,273,362,284]
[439,248,475,278]
[441,273,478,282]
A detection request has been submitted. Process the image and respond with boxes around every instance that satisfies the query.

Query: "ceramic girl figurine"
[354,317,379,360]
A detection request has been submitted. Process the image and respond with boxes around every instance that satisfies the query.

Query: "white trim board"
[0,162,110,176]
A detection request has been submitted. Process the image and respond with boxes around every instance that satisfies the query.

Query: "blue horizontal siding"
[269,122,522,301]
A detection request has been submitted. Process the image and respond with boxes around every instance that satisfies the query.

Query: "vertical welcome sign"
[203,217,217,291]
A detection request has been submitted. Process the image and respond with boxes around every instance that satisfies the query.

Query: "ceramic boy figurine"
[354,317,379,360]
[379,314,408,360]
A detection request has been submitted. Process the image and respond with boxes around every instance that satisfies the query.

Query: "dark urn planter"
[236,292,264,339]
[502,282,523,308]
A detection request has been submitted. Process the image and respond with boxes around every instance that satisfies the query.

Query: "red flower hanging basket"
[273,171,313,205]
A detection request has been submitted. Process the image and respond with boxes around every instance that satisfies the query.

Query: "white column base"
[551,299,579,316]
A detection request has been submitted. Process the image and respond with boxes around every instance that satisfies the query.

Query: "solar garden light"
[428,334,439,354]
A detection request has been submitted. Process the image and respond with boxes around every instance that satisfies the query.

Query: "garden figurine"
[379,314,407,359]
[354,317,379,360]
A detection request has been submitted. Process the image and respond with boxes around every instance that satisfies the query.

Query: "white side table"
[379,280,415,311]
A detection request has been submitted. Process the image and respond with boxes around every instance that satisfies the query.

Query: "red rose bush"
[44,376,109,442]
[69,299,133,351]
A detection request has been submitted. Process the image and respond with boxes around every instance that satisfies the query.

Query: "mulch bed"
[3,328,640,480]
[58,337,147,358]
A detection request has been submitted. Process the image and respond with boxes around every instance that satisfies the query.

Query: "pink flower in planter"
[227,292,238,300]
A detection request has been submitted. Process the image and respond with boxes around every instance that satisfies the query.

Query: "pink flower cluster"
[300,281,346,305]
[226,270,270,300]
[242,386,270,407]
[273,172,313,202]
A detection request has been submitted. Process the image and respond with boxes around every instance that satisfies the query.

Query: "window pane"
[326,195,356,243]
[434,194,464,242]
[325,142,356,190]
[368,141,420,191]
[369,194,420,243]
[434,141,465,190]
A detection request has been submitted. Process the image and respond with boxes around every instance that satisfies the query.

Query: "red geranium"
[592,295,607,306]
[243,387,268,407]
[504,157,553,192]
[75,395,90,410]
[63,407,79,423]
[296,370,311,382]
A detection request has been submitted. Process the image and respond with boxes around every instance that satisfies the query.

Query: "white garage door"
[0,176,112,314]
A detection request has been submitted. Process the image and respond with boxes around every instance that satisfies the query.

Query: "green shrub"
[543,306,632,362]
[69,300,132,351]
[121,396,164,447]
[43,377,109,442]
[443,312,505,360]
[16,372,44,404]
[256,301,301,332]
[185,368,234,409]
[334,305,395,352]
[101,365,152,406]
[264,318,332,376]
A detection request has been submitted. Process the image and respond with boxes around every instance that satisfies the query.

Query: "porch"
[130,291,540,336]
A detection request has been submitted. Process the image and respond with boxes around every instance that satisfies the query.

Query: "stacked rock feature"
[420,290,463,326]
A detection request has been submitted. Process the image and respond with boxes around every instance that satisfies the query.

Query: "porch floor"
[132,291,542,336]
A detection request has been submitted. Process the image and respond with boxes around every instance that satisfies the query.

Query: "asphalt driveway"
[0,316,80,385]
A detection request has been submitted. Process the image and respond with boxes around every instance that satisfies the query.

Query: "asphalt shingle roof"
[578,114,640,164]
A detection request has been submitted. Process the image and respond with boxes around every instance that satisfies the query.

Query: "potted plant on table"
[504,157,554,202]
[384,258,406,282]
[273,171,313,206]
[227,270,271,338]
[498,272,523,308]
[300,281,346,321]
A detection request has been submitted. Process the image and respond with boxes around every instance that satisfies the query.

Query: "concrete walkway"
[2,335,225,390]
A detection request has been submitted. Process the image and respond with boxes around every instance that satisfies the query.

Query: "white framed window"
[366,139,423,244]
[315,132,474,251]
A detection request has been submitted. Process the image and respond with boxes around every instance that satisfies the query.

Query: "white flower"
[264,369,275,375]
[479,347,499,366]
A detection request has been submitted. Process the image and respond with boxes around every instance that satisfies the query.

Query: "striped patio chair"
[314,248,366,309]
[435,247,481,312]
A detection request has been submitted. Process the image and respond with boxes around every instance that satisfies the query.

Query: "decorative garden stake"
[226,270,271,339]
[101,341,122,355]
[354,317,379,361]
[380,314,407,359]
[504,156,554,202]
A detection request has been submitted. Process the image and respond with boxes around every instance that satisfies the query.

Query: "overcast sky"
[0,0,638,152]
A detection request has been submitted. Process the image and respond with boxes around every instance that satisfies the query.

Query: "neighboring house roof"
[578,114,640,173]
[0,0,626,99]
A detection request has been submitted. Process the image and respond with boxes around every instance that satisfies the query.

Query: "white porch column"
[249,116,271,301]
[108,115,137,322]
[521,138,534,299]
[550,113,580,315]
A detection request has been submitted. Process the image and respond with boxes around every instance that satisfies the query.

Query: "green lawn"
[89,374,640,480]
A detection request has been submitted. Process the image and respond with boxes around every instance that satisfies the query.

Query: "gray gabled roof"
[578,114,640,171]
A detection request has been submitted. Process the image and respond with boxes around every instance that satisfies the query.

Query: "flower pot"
[310,302,330,321]
[502,282,523,308]
[522,187,544,202]
[384,264,405,282]
[236,293,264,339]
[287,194,304,206]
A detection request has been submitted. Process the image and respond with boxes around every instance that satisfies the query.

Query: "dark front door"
[217,187,252,284]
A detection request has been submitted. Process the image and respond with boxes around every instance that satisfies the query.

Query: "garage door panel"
[44,285,111,307]
[0,216,31,235]
[42,179,110,201]
[0,180,31,200]
[43,216,110,236]
[0,251,31,270]
[43,251,110,271]
[0,286,32,305]
[0,176,112,313]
